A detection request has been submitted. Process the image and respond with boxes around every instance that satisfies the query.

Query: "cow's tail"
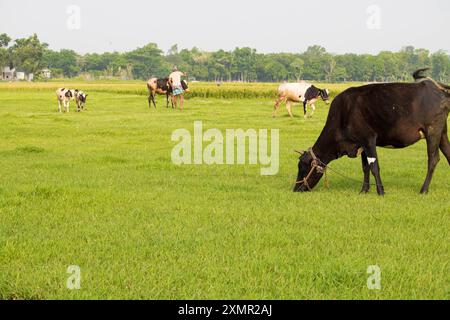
[413,68,450,96]
[412,68,430,81]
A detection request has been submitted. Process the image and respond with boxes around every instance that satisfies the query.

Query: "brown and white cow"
[273,82,330,118]
[147,77,189,109]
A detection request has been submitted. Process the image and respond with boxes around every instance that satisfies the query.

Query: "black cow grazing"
[293,69,450,195]
[147,77,189,108]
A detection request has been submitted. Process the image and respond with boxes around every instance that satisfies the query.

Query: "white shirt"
[169,71,184,86]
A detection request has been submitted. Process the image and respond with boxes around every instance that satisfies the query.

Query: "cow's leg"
[148,91,152,109]
[166,92,170,108]
[303,101,308,119]
[273,96,285,117]
[67,101,70,113]
[286,100,294,118]
[58,99,62,113]
[363,141,384,196]
[420,132,441,194]
[360,151,371,193]
[151,92,157,108]
[439,123,450,165]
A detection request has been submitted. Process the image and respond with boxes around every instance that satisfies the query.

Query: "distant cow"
[273,82,330,118]
[293,69,450,195]
[56,88,73,113]
[147,78,189,108]
[71,89,88,112]
[56,88,88,113]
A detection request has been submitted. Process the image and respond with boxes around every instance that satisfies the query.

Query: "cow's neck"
[312,127,340,165]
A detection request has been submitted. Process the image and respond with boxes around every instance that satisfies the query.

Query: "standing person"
[169,66,187,111]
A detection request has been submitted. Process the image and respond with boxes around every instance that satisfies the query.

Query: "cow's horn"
[294,150,305,155]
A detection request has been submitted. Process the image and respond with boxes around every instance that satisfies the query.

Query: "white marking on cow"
[368,157,377,165]
[419,130,425,139]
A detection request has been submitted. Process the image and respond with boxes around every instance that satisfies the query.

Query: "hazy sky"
[0,0,449,54]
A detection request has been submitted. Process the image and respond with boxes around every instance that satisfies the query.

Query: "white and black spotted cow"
[56,88,73,113]
[273,82,330,118]
[56,88,88,113]
[72,89,88,112]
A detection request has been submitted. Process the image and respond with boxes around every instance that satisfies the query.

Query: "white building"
[41,68,51,79]
[16,71,25,80]
[1,66,15,80]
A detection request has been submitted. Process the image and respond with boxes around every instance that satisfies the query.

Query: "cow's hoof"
[360,188,370,194]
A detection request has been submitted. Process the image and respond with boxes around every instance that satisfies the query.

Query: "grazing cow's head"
[80,93,88,103]
[65,90,73,98]
[78,91,88,106]
[319,89,330,104]
[293,149,325,192]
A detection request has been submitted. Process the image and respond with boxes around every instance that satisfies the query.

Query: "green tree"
[264,61,287,82]
[9,34,48,74]
[44,49,80,77]
[126,43,169,80]
[290,58,304,81]
[232,47,257,82]
[0,33,11,48]
[301,45,328,80]
[0,34,10,67]
[431,50,450,82]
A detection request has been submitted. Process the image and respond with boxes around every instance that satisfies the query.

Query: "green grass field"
[0,82,449,300]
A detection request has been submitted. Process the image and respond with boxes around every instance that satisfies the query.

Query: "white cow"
[56,88,73,113]
[273,82,330,118]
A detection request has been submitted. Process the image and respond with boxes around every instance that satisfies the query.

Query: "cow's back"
[56,88,67,100]
[278,82,311,102]
[147,78,158,91]
[326,81,446,145]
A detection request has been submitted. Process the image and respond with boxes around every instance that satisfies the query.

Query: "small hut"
[1,66,15,80]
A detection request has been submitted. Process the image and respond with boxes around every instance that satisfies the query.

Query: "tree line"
[1,33,450,83]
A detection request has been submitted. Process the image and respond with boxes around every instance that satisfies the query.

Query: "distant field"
[0,82,448,299]
[0,80,358,99]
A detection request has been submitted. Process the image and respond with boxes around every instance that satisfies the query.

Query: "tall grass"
[0,81,358,99]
